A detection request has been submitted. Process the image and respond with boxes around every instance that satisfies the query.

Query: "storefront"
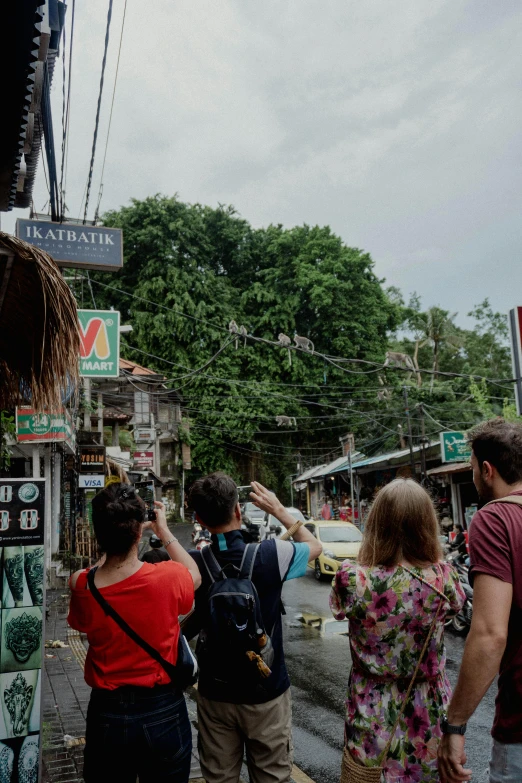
[426,462,477,530]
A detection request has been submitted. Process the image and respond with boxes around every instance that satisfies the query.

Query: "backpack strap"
[239,543,260,580]
[201,545,223,584]
[483,495,522,509]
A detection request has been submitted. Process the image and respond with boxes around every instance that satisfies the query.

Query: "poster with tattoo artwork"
[0,480,45,782]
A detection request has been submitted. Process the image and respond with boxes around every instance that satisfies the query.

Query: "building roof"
[119,358,165,377]
[351,441,440,472]
[427,461,471,476]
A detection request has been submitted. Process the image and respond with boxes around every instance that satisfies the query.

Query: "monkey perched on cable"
[229,320,239,349]
[278,333,292,366]
[275,415,297,427]
[294,335,314,353]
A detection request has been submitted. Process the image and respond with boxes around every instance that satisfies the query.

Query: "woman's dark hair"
[91,483,145,556]
[188,472,238,530]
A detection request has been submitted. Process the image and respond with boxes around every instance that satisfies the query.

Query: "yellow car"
[304,520,363,581]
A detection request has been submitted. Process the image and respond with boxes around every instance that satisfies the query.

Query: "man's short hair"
[468,418,522,485]
[188,472,238,529]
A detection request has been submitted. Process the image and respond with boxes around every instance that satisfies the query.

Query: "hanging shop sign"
[78,309,120,378]
[509,307,522,416]
[79,446,106,474]
[182,443,192,471]
[440,431,472,464]
[134,428,155,444]
[133,451,154,468]
[78,475,104,489]
[16,408,75,452]
[15,219,123,272]
[0,478,46,776]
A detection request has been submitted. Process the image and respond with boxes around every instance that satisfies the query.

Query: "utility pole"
[403,386,415,478]
[418,403,427,481]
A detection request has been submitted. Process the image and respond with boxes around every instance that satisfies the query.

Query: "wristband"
[162,536,177,548]
[441,716,467,735]
[280,520,303,540]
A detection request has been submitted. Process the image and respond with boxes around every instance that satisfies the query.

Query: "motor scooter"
[193,527,211,551]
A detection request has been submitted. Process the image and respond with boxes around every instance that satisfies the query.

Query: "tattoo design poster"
[0,481,45,781]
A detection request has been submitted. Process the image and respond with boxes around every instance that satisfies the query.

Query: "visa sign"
[78,309,120,378]
[79,475,104,488]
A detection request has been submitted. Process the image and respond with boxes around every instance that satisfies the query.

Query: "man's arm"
[249,481,322,561]
[438,574,511,783]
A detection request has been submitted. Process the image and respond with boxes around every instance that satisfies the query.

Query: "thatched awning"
[0,232,80,410]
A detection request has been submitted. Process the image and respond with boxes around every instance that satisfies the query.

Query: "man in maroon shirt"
[438,419,522,783]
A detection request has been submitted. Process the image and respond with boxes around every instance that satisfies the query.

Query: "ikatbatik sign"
[16,408,75,453]
[440,431,472,464]
[15,218,123,272]
[78,309,120,378]
[0,478,45,779]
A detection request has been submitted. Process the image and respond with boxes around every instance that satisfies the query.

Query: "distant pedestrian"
[68,484,201,783]
[331,478,465,782]
[321,499,333,520]
[438,419,522,783]
[184,473,322,783]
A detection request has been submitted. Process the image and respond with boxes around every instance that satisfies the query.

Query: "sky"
[3,0,522,326]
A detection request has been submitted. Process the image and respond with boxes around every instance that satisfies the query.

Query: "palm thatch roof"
[0,231,80,410]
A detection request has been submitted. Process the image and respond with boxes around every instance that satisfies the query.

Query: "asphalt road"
[167,524,496,783]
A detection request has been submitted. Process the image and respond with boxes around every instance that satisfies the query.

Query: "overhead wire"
[83,0,114,224]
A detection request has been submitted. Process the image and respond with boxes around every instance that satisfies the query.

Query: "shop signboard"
[16,219,123,272]
[134,428,155,444]
[16,408,75,452]
[182,443,191,471]
[78,475,104,489]
[0,478,46,777]
[509,307,522,415]
[78,309,120,378]
[440,431,472,464]
[79,446,106,474]
[133,451,154,468]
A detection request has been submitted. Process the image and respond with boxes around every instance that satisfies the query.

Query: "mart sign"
[440,431,471,464]
[78,309,120,377]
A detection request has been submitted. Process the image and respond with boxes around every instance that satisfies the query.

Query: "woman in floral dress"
[330,478,465,783]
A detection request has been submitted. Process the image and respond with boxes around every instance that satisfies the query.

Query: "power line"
[94,0,128,222]
[83,0,114,224]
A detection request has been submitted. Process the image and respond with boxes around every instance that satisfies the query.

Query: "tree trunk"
[413,340,422,388]
[430,341,439,393]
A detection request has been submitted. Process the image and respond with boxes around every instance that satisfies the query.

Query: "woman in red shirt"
[68,483,201,783]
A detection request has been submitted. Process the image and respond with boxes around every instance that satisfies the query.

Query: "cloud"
[3,0,522,324]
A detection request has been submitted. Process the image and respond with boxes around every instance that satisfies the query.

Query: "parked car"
[304,520,363,581]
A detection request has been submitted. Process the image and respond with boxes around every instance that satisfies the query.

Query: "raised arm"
[149,502,202,590]
[249,481,322,561]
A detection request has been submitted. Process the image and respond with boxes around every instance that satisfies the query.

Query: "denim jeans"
[83,686,192,783]
[489,739,522,783]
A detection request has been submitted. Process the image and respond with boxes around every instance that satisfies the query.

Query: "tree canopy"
[84,194,515,497]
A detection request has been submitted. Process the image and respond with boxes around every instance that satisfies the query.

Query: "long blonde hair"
[358,478,442,567]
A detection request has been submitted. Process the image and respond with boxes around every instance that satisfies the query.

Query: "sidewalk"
[42,589,313,783]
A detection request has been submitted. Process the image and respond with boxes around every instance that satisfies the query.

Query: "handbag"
[87,567,198,690]
[340,565,446,783]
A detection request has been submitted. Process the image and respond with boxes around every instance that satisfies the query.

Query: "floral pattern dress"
[330,562,465,783]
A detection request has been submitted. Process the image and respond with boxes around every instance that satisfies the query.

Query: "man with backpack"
[184,473,322,783]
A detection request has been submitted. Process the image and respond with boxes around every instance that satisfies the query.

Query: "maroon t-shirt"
[469,490,522,744]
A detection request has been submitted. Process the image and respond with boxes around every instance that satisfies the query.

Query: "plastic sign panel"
[78,475,104,489]
[133,451,154,468]
[78,310,120,378]
[0,478,45,777]
[134,428,155,443]
[509,307,522,416]
[15,219,123,271]
[16,408,75,452]
[440,431,472,464]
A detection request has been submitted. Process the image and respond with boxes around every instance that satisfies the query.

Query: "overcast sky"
[4,0,522,325]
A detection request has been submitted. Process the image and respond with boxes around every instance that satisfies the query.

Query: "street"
[173,524,496,783]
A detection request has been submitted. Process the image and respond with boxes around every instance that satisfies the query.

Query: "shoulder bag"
[340,565,447,783]
[87,566,198,690]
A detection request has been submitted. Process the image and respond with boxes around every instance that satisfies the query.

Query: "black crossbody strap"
[86,567,178,681]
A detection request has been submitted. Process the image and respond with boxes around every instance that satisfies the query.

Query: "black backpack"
[196,543,275,686]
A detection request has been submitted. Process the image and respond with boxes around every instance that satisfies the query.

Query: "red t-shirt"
[68,561,194,690]
[469,490,522,743]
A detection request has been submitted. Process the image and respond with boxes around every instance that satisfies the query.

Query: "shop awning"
[427,462,471,476]
[351,442,440,473]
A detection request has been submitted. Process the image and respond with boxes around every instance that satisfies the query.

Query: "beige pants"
[196,689,293,783]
